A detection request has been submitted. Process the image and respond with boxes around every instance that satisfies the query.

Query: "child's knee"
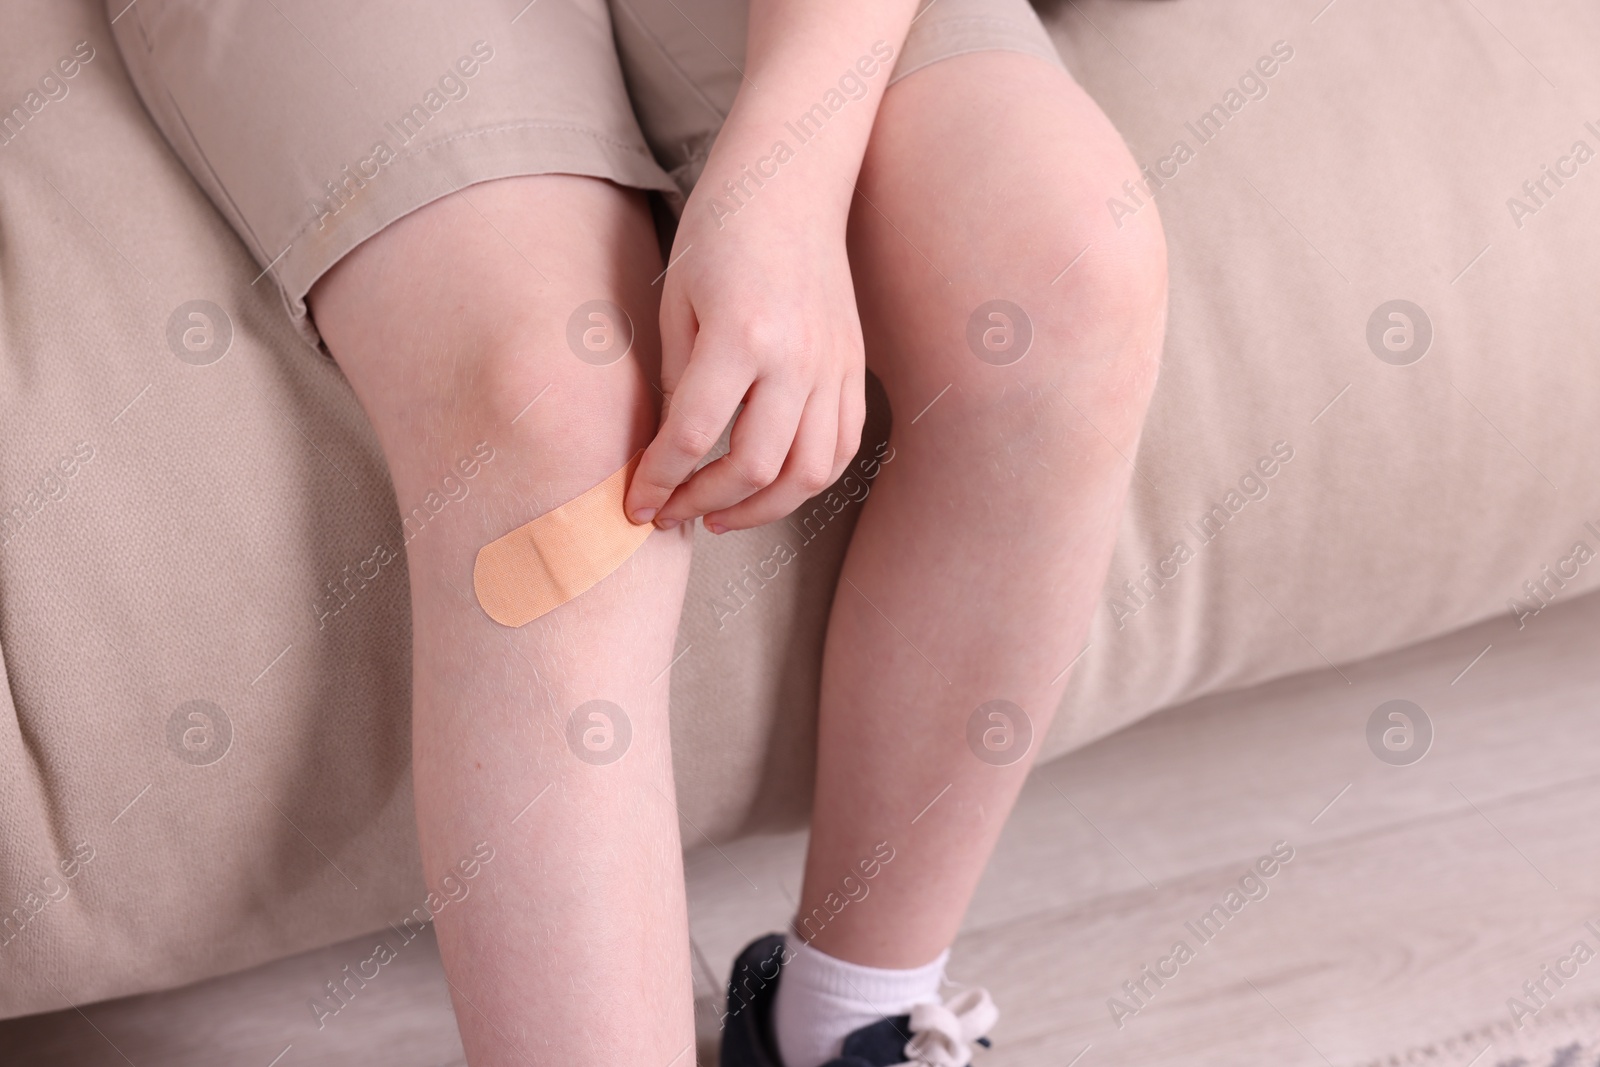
[311,174,666,510]
[467,323,658,466]
[1030,226,1167,445]
[929,232,1166,460]
[394,334,690,626]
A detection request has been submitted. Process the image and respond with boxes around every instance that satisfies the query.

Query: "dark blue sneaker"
[718,934,997,1067]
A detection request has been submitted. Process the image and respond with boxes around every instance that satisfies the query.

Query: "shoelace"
[894,987,999,1067]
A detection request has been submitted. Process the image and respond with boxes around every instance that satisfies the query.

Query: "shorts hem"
[890,14,1068,85]
[270,121,678,349]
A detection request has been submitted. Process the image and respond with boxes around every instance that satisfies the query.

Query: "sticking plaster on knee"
[473,453,653,626]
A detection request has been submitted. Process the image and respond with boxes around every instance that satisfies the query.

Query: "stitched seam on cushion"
[276,119,670,251]
[0,617,65,872]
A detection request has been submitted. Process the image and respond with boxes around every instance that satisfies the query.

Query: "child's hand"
[625,186,867,534]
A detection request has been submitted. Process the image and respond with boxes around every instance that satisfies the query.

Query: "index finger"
[626,347,753,524]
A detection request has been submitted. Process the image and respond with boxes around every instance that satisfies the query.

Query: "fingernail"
[632,508,656,524]
[656,517,680,530]
[707,522,728,535]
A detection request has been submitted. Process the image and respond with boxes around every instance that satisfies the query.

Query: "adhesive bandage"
[473,453,653,626]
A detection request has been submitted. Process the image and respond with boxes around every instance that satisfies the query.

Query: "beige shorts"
[109,0,1063,345]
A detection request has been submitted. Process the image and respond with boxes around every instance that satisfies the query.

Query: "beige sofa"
[2,0,1598,1035]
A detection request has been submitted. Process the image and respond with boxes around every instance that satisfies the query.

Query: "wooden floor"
[686,590,1600,1067]
[9,593,1600,1066]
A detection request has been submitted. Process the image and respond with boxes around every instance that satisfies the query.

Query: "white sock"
[773,937,949,1067]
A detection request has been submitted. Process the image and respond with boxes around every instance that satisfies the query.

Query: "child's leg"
[310,175,695,1065]
[798,53,1167,967]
